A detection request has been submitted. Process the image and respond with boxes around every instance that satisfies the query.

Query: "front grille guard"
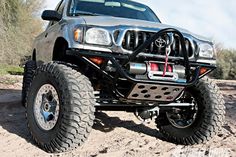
[126,28,191,80]
[67,28,216,101]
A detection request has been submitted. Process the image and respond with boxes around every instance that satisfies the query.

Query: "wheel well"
[53,37,69,61]
[52,37,100,83]
[52,37,87,69]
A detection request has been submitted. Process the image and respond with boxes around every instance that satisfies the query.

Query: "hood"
[82,15,211,43]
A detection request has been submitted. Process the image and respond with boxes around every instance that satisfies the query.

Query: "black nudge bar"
[67,28,216,90]
[127,28,191,80]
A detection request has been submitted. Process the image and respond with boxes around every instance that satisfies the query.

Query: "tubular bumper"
[66,28,216,101]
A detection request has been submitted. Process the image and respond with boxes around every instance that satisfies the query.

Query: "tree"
[0,0,45,65]
[213,49,236,80]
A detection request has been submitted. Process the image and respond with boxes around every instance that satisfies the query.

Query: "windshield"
[68,0,160,22]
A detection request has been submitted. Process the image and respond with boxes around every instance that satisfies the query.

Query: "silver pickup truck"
[22,0,225,153]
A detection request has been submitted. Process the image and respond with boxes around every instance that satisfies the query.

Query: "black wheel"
[26,62,95,153]
[156,78,225,145]
[22,60,36,107]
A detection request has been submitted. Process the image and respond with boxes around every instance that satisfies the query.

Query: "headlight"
[85,28,111,46]
[199,43,214,58]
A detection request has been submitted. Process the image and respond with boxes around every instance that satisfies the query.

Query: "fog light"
[89,57,104,65]
[200,67,208,75]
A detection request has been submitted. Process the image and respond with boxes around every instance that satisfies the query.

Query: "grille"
[122,31,194,57]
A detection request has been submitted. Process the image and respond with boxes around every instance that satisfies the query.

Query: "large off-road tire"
[26,62,95,153]
[156,78,225,145]
[22,60,36,107]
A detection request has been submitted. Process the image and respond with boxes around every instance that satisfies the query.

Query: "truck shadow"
[93,112,165,140]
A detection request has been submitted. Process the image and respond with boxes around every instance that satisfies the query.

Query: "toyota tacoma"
[22,0,225,153]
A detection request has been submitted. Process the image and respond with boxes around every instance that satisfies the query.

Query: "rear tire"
[26,62,95,153]
[22,60,36,107]
[156,78,225,145]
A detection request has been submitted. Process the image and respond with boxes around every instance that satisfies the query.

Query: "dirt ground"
[0,75,235,157]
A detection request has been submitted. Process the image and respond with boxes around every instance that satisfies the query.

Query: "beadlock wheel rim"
[33,84,60,131]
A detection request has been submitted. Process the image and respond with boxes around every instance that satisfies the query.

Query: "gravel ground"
[0,76,235,157]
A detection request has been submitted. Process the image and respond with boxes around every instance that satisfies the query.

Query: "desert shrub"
[0,0,44,65]
[0,65,23,76]
[212,49,236,80]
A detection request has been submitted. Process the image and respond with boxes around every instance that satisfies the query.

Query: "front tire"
[26,62,95,153]
[22,60,36,107]
[156,78,225,145]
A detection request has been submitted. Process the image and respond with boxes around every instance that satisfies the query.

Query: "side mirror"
[41,10,62,21]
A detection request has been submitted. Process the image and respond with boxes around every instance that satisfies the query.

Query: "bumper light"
[89,57,104,65]
[199,67,209,76]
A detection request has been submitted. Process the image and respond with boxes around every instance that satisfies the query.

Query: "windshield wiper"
[73,11,102,16]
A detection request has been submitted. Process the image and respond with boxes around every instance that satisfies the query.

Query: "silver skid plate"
[127,83,184,102]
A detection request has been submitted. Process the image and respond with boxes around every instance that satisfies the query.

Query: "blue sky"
[45,0,235,49]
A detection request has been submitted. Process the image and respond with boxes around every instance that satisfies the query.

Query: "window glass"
[69,0,160,22]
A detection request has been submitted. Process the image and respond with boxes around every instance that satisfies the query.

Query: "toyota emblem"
[155,38,166,48]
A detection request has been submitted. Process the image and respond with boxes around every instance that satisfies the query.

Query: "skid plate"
[127,83,184,102]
